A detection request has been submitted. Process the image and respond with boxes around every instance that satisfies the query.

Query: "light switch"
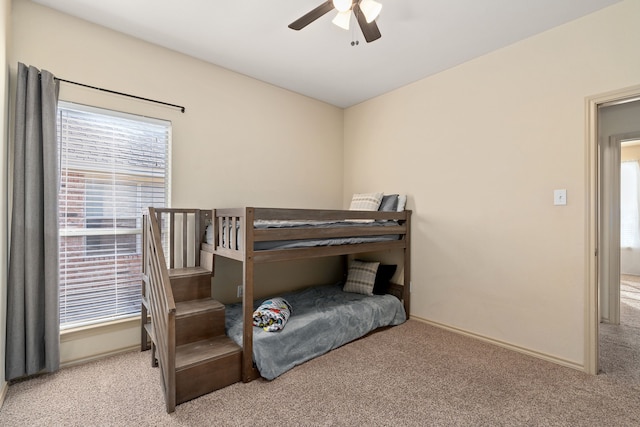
[554,189,567,206]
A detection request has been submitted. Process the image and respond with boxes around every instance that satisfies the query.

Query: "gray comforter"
[225,283,406,380]
[206,219,401,251]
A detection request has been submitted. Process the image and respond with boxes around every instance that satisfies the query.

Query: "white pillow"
[349,192,384,211]
[343,260,380,296]
[397,194,407,212]
[205,224,213,244]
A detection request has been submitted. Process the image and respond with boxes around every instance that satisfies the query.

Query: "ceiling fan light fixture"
[359,0,382,23]
[288,0,381,43]
[333,0,352,13]
[332,10,351,30]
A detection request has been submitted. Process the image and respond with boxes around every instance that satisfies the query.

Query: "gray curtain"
[6,63,60,381]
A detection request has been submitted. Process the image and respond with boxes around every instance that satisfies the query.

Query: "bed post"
[404,210,412,316]
[242,207,256,382]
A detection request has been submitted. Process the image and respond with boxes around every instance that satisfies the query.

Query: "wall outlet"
[237,285,243,298]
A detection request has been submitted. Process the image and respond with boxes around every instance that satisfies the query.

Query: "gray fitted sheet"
[225,283,406,380]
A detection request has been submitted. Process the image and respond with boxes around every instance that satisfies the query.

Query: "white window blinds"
[58,102,171,329]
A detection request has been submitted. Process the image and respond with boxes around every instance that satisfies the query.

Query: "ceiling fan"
[288,0,383,43]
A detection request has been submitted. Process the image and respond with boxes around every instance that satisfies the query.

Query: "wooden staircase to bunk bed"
[141,208,241,413]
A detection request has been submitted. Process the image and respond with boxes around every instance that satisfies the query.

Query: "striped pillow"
[349,192,384,211]
[343,260,380,296]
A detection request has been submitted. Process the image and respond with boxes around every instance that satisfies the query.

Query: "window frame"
[57,101,172,331]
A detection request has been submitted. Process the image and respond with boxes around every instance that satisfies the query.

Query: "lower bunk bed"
[202,201,411,381]
[225,282,407,380]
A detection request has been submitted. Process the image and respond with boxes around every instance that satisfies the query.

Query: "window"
[621,160,640,249]
[85,180,138,256]
[58,102,171,329]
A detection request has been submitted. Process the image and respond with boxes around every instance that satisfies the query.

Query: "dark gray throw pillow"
[378,194,399,212]
[373,264,397,294]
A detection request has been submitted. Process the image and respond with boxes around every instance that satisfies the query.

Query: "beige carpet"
[3,295,640,426]
[599,274,640,383]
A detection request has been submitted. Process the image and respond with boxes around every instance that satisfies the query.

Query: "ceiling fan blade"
[289,1,335,30]
[353,3,381,43]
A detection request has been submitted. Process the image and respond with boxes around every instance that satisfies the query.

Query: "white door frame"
[585,84,640,375]
[600,133,621,326]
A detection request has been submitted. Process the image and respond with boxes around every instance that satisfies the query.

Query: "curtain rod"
[55,78,186,113]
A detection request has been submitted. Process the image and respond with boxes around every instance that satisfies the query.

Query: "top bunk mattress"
[206,219,402,251]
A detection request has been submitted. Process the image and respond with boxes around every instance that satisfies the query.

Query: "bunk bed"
[200,203,412,382]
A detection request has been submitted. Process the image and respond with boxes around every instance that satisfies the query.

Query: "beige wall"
[344,0,640,369]
[0,0,9,401]
[622,144,640,161]
[9,0,344,364]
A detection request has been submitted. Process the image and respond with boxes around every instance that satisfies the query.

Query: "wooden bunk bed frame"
[200,207,412,382]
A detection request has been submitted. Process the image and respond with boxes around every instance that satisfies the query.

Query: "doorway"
[599,130,640,326]
[586,86,640,375]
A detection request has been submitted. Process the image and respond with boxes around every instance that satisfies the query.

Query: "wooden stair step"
[169,266,212,302]
[142,322,158,367]
[143,322,154,341]
[175,298,226,345]
[176,336,241,371]
[176,298,224,318]
[169,266,211,279]
[175,336,242,404]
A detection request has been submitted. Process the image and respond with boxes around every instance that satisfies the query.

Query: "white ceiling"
[32,0,620,108]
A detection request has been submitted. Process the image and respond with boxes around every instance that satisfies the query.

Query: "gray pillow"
[378,194,399,212]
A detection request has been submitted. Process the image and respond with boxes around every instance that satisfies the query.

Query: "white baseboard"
[0,380,8,409]
[409,315,585,372]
